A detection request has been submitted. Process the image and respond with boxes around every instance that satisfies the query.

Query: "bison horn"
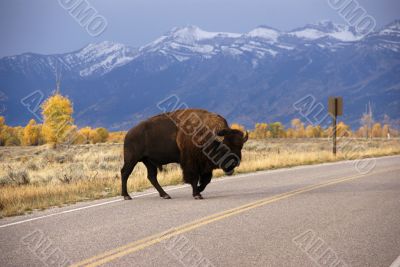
[216,136,224,142]
[243,131,249,143]
[215,129,228,142]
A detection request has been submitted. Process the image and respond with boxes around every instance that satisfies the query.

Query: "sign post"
[328,97,343,156]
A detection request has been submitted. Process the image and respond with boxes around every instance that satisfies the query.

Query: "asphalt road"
[1,155,400,267]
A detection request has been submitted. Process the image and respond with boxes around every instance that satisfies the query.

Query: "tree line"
[0,93,115,146]
[0,92,397,146]
[232,118,397,139]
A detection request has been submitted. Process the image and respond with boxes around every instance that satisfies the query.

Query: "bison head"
[215,129,248,175]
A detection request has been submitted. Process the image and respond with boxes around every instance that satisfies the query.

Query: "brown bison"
[121,109,248,200]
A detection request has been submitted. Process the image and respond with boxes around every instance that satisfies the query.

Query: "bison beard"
[120,109,248,200]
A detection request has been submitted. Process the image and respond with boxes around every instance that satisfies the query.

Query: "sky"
[0,0,399,57]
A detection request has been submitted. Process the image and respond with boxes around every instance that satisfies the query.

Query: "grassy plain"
[0,138,399,217]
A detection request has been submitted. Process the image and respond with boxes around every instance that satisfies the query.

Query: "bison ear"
[217,129,231,136]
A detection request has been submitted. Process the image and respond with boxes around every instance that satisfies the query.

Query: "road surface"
[1,155,400,267]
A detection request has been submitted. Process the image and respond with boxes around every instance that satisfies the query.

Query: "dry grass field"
[0,138,399,218]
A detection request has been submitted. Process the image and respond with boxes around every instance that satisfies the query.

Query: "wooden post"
[329,97,343,156]
[332,98,337,156]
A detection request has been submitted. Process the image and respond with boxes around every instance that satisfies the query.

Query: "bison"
[121,109,248,200]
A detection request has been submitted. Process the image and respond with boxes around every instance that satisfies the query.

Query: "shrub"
[5,136,21,146]
[95,128,109,143]
[55,164,85,184]
[4,169,30,185]
[27,161,39,171]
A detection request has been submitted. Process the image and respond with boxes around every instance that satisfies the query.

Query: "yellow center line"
[72,168,398,267]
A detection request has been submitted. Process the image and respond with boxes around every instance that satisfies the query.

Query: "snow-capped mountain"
[0,41,137,78]
[64,41,137,77]
[138,25,243,61]
[136,21,365,62]
[138,26,275,62]
[379,20,400,37]
[287,21,361,42]
[365,20,400,53]
[1,20,399,129]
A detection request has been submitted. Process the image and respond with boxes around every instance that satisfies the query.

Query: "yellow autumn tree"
[75,127,108,144]
[41,93,74,145]
[1,126,21,146]
[0,116,5,145]
[0,116,4,131]
[23,119,41,146]
[107,131,126,143]
[305,125,322,138]
[291,118,305,138]
[371,123,382,138]
[314,125,323,138]
[231,123,245,132]
[269,122,285,138]
[336,121,351,137]
[77,127,93,144]
[95,127,109,143]
[382,124,390,138]
[89,129,101,144]
[355,126,367,138]
[286,128,295,138]
[14,126,24,144]
[251,123,269,139]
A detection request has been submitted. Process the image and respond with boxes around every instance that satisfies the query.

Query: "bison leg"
[143,159,171,199]
[198,172,212,193]
[121,161,137,200]
[192,181,203,199]
[183,169,202,199]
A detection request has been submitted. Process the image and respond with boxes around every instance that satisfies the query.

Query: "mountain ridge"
[1,20,399,130]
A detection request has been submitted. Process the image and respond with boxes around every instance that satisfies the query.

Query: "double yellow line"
[72,168,394,267]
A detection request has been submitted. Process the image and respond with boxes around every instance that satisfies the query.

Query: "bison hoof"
[123,195,132,200]
[193,194,203,200]
[161,194,171,199]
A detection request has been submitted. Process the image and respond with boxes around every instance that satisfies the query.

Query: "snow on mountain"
[378,20,400,37]
[168,25,241,43]
[64,41,137,77]
[365,20,400,53]
[139,26,243,61]
[288,21,361,42]
[0,41,138,77]
[3,20,399,79]
[246,26,280,42]
[140,25,286,61]
[139,22,369,62]
[288,28,326,40]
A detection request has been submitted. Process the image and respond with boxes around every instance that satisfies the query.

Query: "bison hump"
[172,109,229,148]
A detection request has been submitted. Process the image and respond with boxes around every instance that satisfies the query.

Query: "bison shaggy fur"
[121,109,248,200]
